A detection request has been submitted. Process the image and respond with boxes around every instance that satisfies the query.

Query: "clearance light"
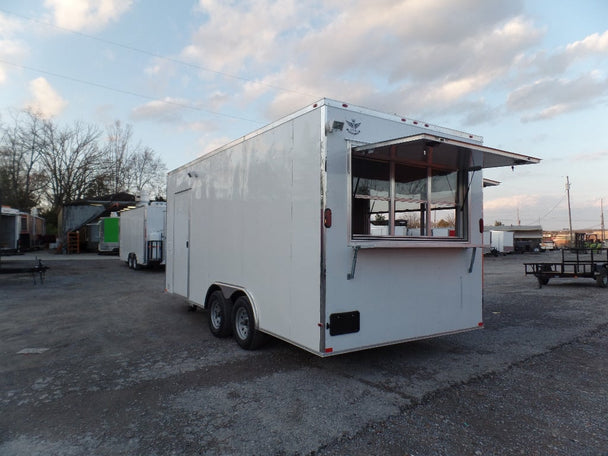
[478,322,484,327]
[479,218,484,233]
[324,208,332,228]
[325,347,333,353]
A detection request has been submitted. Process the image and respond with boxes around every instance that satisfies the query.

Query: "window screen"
[351,141,467,239]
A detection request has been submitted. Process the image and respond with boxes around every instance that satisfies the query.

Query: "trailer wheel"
[127,254,134,269]
[207,290,233,337]
[596,267,608,288]
[232,296,266,350]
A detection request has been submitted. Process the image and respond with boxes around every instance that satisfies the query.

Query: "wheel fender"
[211,282,260,330]
[205,282,260,330]
[203,285,223,310]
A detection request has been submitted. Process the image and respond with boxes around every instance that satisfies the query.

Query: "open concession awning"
[352,133,540,170]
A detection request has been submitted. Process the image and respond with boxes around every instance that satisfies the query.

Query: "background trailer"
[165,99,539,356]
[1,206,21,252]
[98,216,120,254]
[119,201,166,269]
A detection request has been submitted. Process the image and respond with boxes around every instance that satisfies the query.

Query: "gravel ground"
[316,325,608,456]
[1,250,607,455]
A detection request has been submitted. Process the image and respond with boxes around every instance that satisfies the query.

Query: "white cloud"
[0,11,23,35]
[566,30,608,56]
[198,135,233,156]
[44,0,133,31]
[515,29,608,83]
[132,92,236,123]
[484,194,539,211]
[573,148,608,161]
[0,13,28,84]
[183,0,305,74]
[508,73,608,121]
[0,39,26,84]
[175,0,546,124]
[139,0,604,134]
[25,77,68,118]
[131,97,189,122]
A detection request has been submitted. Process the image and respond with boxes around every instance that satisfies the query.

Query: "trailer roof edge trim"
[168,99,489,175]
[321,99,483,142]
[352,133,540,169]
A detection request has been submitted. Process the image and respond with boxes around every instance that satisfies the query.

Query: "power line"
[0,58,263,124]
[524,195,566,225]
[0,7,318,99]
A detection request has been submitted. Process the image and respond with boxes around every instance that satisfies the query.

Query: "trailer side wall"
[119,206,145,263]
[167,109,323,352]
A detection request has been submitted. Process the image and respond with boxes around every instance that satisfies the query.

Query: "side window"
[351,143,467,239]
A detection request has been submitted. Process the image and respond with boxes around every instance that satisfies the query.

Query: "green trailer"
[98,216,120,254]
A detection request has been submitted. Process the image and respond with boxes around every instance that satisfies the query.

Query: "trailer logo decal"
[346,119,361,135]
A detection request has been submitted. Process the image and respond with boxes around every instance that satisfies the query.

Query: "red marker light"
[325,347,333,353]
[324,208,332,228]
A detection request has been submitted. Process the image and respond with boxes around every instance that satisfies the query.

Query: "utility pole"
[601,198,605,243]
[566,176,573,247]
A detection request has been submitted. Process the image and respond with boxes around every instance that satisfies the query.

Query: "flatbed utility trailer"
[166,99,539,356]
[524,249,608,288]
[0,257,49,284]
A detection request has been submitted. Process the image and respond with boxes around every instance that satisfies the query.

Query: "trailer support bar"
[468,247,477,273]
[347,246,360,280]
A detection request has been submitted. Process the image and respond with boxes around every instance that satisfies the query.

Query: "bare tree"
[103,120,133,194]
[1,111,167,232]
[127,146,167,198]
[40,120,104,210]
[0,110,47,210]
[103,121,166,198]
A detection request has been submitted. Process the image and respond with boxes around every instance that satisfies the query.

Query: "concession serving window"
[348,134,539,245]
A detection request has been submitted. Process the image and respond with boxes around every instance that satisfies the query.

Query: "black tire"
[128,254,134,269]
[231,296,266,350]
[207,290,233,337]
[132,255,139,270]
[596,267,608,288]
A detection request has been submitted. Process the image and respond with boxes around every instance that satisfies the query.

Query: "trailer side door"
[172,190,191,298]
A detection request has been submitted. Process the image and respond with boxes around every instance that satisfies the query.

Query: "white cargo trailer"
[491,230,515,254]
[119,201,166,269]
[165,99,539,356]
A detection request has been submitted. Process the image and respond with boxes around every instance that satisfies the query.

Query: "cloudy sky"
[1,0,607,231]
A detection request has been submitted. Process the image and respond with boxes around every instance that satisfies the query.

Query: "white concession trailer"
[166,99,539,356]
[119,201,166,269]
